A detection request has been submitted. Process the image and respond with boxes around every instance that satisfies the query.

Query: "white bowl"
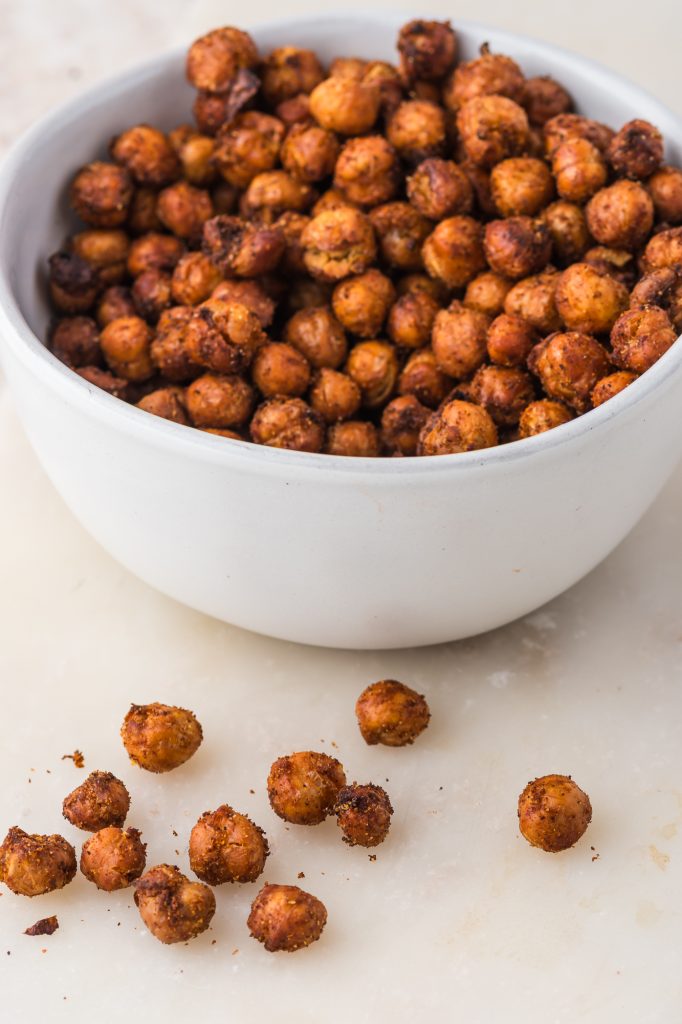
[1,13,681,650]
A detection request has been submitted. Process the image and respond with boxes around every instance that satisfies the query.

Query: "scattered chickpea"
[267,751,346,825]
[250,397,325,452]
[48,251,99,314]
[127,233,185,276]
[397,19,457,82]
[261,47,324,106]
[418,398,498,455]
[96,285,137,328]
[132,268,172,322]
[301,208,377,281]
[486,312,537,367]
[387,100,447,163]
[189,805,268,884]
[157,181,214,241]
[186,26,258,92]
[355,680,430,746]
[630,268,682,331]
[128,186,162,235]
[70,228,130,285]
[150,306,197,382]
[398,348,452,408]
[111,125,180,187]
[202,215,285,277]
[135,864,216,943]
[335,783,394,847]
[542,201,590,267]
[387,290,439,349]
[444,48,525,111]
[490,157,554,217]
[370,201,432,271]
[504,269,562,334]
[551,138,607,203]
[62,770,130,832]
[248,883,327,953]
[523,76,572,127]
[80,827,147,891]
[518,774,592,852]
[185,373,255,429]
[518,399,573,438]
[334,136,401,207]
[282,123,340,184]
[484,216,552,280]
[121,702,203,773]
[284,305,347,368]
[211,279,276,328]
[422,215,486,288]
[470,364,535,427]
[309,368,361,423]
[185,298,267,378]
[309,76,380,136]
[642,226,682,273]
[0,827,77,897]
[543,113,614,158]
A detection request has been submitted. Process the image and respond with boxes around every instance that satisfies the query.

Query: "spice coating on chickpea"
[610,305,677,374]
[444,48,525,111]
[591,370,637,407]
[422,215,486,289]
[490,158,554,217]
[189,805,269,885]
[137,386,190,424]
[586,180,654,252]
[486,312,537,367]
[267,751,346,825]
[250,397,325,452]
[186,26,258,93]
[211,279,275,328]
[504,269,562,334]
[388,290,439,349]
[518,774,592,852]
[202,215,285,277]
[309,77,380,136]
[531,331,611,412]
[333,136,401,208]
[543,113,614,158]
[387,100,447,164]
[551,138,607,204]
[648,166,682,224]
[370,202,432,271]
[484,216,552,281]
[157,181,214,241]
[399,349,453,408]
[608,119,663,180]
[261,47,324,106]
[335,783,394,847]
[470,364,535,427]
[185,373,254,428]
[381,395,430,456]
[301,208,377,282]
[0,827,77,897]
[170,252,222,307]
[248,883,327,953]
[555,262,629,335]
[100,316,154,381]
[464,271,513,318]
[50,316,102,368]
[252,342,311,398]
[111,125,180,187]
[121,702,203,773]
[356,680,430,746]
[332,270,396,339]
[457,95,529,169]
[282,123,339,184]
[135,864,216,944]
[630,268,682,331]
[397,19,457,82]
[62,770,131,832]
[70,161,133,228]
[432,302,490,379]
[185,299,266,375]
[284,305,347,368]
[407,158,473,220]
[309,368,361,423]
[80,827,147,892]
[518,399,573,438]
[346,341,399,408]
[642,227,682,273]
[419,399,498,455]
[326,420,381,457]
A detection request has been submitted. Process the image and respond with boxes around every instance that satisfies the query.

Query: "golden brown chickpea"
[50,316,101,368]
[169,252,222,307]
[583,246,636,289]
[70,161,133,228]
[250,397,325,452]
[241,171,316,225]
[469,364,535,427]
[387,290,440,349]
[0,827,77,897]
[96,285,136,328]
[542,201,590,267]
[127,233,185,276]
[150,306,198,382]
[610,304,677,374]
[642,226,682,273]
[523,76,573,126]
[543,113,614,158]
[210,280,274,328]
[406,158,473,220]
[309,76,380,136]
[355,679,430,745]
[419,399,498,455]
[397,19,457,82]
[380,395,430,455]
[62,770,130,832]
[301,208,376,282]
[464,271,513,318]
[189,805,268,885]
[490,157,554,217]
[284,305,347,368]
[648,166,682,224]
[48,251,99,314]
[518,399,573,437]
[248,883,327,953]
[346,340,399,408]
[518,774,592,852]
[80,827,146,892]
[486,312,538,367]
[70,229,130,286]
[281,123,339,184]
[422,215,487,289]
[261,47,324,106]
[121,702,203,773]
[504,269,562,333]
[252,342,311,398]
[156,181,214,242]
[176,132,216,187]
[313,188,358,216]
[335,783,394,846]
[370,202,432,272]
[443,48,525,111]
[185,373,255,428]
[135,864,215,944]
[608,119,663,180]
[362,60,404,116]
[326,420,381,457]
[329,57,367,81]
[551,138,607,203]
[432,301,490,378]
[213,112,285,190]
[76,365,129,398]
[132,268,172,322]
[128,186,162,235]
[202,215,285,277]
[267,751,346,825]
[591,370,637,407]
[630,268,682,331]
[111,125,179,187]
[100,316,154,381]
[586,180,654,252]
[484,216,552,280]
[386,100,447,163]
[332,270,396,339]
[531,331,611,412]
[457,95,530,169]
[186,26,258,92]
[333,136,401,208]
[555,262,628,335]
[309,368,361,423]
[137,386,190,425]
[398,348,453,408]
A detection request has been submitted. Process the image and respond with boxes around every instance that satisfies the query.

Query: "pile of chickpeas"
[46,20,682,457]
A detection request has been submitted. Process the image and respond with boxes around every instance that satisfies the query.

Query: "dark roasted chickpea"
[261,47,324,106]
[543,113,614,158]
[189,805,268,885]
[490,157,554,217]
[444,48,525,111]
[121,702,203,773]
[50,316,101,368]
[97,285,136,328]
[132,269,172,322]
[380,395,430,455]
[387,290,439,349]
[642,226,682,273]
[332,270,396,339]
[397,19,457,82]
[648,166,682,225]
[100,316,154,381]
[583,246,636,290]
[276,92,312,127]
[346,340,398,408]
[156,181,213,242]
[80,826,146,892]
[137,386,189,424]
[281,123,339,184]
[610,304,677,374]
[202,215,285,277]
[555,262,628,335]
[462,160,498,218]
[111,125,179,187]
[464,271,512,318]
[128,186,162,234]
[432,301,490,379]
[267,751,346,825]
[301,208,376,282]
[250,397,324,452]
[283,305,347,368]
[484,216,552,281]
[185,298,266,374]
[397,272,448,304]
[608,119,663,180]
[386,100,446,163]
[551,138,607,203]
[135,864,215,944]
[457,95,529,169]
[531,331,611,412]
[356,679,430,745]
[63,770,130,832]
[127,233,185,276]
[192,91,233,137]
[586,180,654,252]
[542,201,590,267]
[150,306,197,382]
[469,364,535,427]
[240,171,315,225]
[248,883,327,953]
[326,420,381,457]
[309,77,380,136]
[0,827,77,897]
[186,26,258,92]
[48,251,99,314]
[422,215,486,289]
[335,783,394,846]
[631,268,682,331]
[523,76,572,126]
[70,161,133,228]
[370,202,431,272]
[407,158,473,220]
[185,373,255,428]
[518,774,592,852]
[70,229,130,286]
[170,253,222,307]
[77,365,129,398]
[286,277,333,313]
[399,348,452,408]
[252,342,311,398]
[213,112,285,190]
[309,368,361,423]
[333,136,401,208]
[519,399,573,437]
[211,279,275,328]
[504,269,562,333]
[591,370,637,407]
[486,313,538,367]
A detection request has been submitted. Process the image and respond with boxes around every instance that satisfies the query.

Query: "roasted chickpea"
[326,420,381,457]
[484,216,552,281]
[610,304,677,374]
[583,246,636,290]
[281,123,339,184]
[397,19,457,82]
[543,113,614,158]
[486,313,538,368]
[398,348,452,408]
[608,119,663,180]
[531,331,611,412]
[100,316,154,381]
[406,158,473,221]
[542,201,590,267]
[380,395,430,455]
[148,306,196,381]
[251,342,311,398]
[184,373,254,428]
[313,188,359,216]
[111,125,179,187]
[432,301,489,378]
[248,883,327,953]
[332,270,396,339]
[62,770,130,832]
[70,161,133,228]
[397,272,448,304]
[504,269,562,334]
[0,827,77,897]
[301,208,376,282]
[585,180,655,252]
[135,864,215,944]
[70,229,130,286]
[489,158,554,217]
[355,680,430,746]
[80,827,146,892]
[422,215,487,289]
[282,305,345,369]
[648,166,682,224]
[551,138,607,204]
[518,399,573,437]
[156,181,213,242]
[630,268,682,331]
[260,46,324,106]
[76,365,129,398]
[457,95,529,169]
[168,253,221,307]
[176,132,217,187]
[189,805,268,885]
[329,57,368,81]
[370,202,432,272]
[50,316,101,368]
[462,160,498,218]
[362,60,404,116]
[128,186,162,235]
[121,702,203,773]
[137,386,189,424]
[240,171,315,225]
[96,285,136,328]
[464,271,512,318]
[309,77,380,136]
[387,290,440,349]
[213,112,285,190]
[48,251,99,314]
[386,100,446,163]
[346,340,399,408]
[469,364,535,427]
[444,48,525,111]
[591,370,637,407]
[555,262,628,335]
[642,226,682,273]
[127,233,185,276]
[286,277,333,313]
[523,76,572,126]
[186,26,258,92]
[335,783,394,846]
[202,215,285,277]
[192,91,232,137]
[309,368,361,423]
[132,268,172,322]
[267,751,346,825]
[333,136,401,208]
[518,774,592,852]
[250,397,325,452]
[418,398,498,455]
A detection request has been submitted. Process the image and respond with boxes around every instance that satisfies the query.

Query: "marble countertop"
[1,3,681,1022]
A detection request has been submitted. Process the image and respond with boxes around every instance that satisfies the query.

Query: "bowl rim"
[0,10,681,479]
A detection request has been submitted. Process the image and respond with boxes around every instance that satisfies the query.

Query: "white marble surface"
[1,3,682,1022]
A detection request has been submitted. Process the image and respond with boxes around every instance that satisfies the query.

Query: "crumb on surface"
[297,871,305,879]
[62,750,85,768]
[24,916,59,937]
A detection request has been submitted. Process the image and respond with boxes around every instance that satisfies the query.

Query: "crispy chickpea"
[397,19,457,82]
[397,272,448,304]
[62,770,130,831]
[551,138,607,203]
[261,47,324,106]
[97,285,136,328]
[346,340,398,408]
[648,166,682,224]
[301,208,376,282]
[0,827,77,897]
[248,883,327,953]
[132,269,172,322]
[490,159,553,220]
[50,316,101,368]
[176,132,216,187]
[240,171,315,225]
[189,805,268,885]
[137,386,189,424]
[610,304,677,374]
[284,305,347,368]
[333,136,401,208]
[444,48,524,111]
[362,60,403,116]
[329,57,367,81]
[252,342,311,398]
[418,398,498,455]
[608,119,663,180]
[135,864,215,944]
[631,268,682,331]
[543,113,614,158]
[250,397,325,452]
[210,280,274,328]
[70,229,129,286]
[380,395,430,456]
[277,93,313,126]
[484,216,552,281]
[457,95,529,169]
[70,161,133,228]
[267,751,346,825]
[464,271,512,318]
[214,112,285,190]
[156,181,213,242]
[313,189,358,216]
[555,262,628,335]
[469,364,535,427]
[518,399,573,437]
[422,215,486,289]
[193,91,234,137]
[386,100,446,163]
[127,233,185,276]
[202,215,285,277]
[185,373,255,428]
[462,160,498,218]
[326,420,381,457]
[486,313,538,367]
[77,365,129,398]
[169,252,222,307]
[586,180,655,252]
[398,348,452,408]
[128,186,162,235]
[432,302,490,378]
[531,331,611,412]
[48,251,99,314]
[309,77,380,136]
[387,290,440,349]
[150,306,197,382]
[518,774,592,852]
[111,125,179,187]
[121,702,203,773]
[309,368,361,422]
[355,679,430,746]
[583,246,636,289]
[80,827,146,892]
[282,123,339,184]
[407,158,473,220]
[504,269,562,333]
[523,76,572,126]
[100,316,154,381]
[335,783,393,847]
[332,270,396,339]
[542,201,590,267]
[591,370,637,407]
[186,26,258,92]
[370,202,431,272]
[642,226,682,273]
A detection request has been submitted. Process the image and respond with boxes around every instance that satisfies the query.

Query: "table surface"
[1,3,681,1022]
